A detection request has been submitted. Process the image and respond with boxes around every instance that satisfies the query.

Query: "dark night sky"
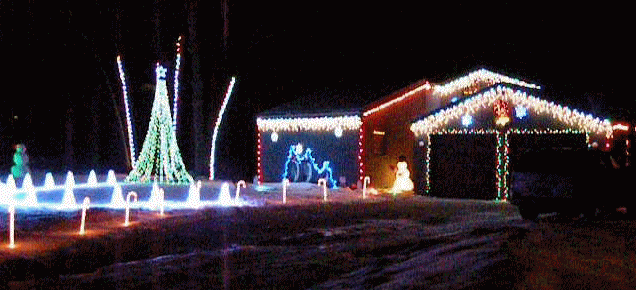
[1,1,633,180]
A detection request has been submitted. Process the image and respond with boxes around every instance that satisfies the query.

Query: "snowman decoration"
[11,144,30,179]
[390,155,414,194]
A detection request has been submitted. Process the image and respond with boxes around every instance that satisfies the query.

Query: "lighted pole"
[363,176,370,199]
[172,35,183,134]
[318,178,328,202]
[124,191,138,227]
[79,197,90,235]
[209,76,237,180]
[282,178,289,204]
[8,205,15,248]
[116,55,136,169]
[235,180,246,200]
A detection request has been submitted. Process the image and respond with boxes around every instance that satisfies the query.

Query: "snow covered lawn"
[2,179,633,289]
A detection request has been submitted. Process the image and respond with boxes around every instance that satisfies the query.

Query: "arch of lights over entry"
[410,85,613,201]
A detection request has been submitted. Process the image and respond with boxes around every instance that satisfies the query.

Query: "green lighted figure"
[11,144,30,179]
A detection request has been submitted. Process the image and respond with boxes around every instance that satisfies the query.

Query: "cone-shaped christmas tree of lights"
[125,64,193,184]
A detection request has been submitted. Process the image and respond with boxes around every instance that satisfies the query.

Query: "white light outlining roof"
[410,86,612,138]
[363,82,431,117]
[433,68,541,96]
[257,115,362,132]
[363,69,539,118]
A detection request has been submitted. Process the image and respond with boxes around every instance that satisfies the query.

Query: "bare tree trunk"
[188,1,206,177]
[65,106,75,171]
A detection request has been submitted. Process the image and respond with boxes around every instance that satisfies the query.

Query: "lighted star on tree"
[125,64,193,184]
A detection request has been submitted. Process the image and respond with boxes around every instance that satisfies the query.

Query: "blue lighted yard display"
[282,143,337,188]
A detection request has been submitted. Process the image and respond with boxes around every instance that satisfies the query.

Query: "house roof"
[257,90,362,118]
[363,68,541,117]
[410,84,613,138]
[258,68,542,119]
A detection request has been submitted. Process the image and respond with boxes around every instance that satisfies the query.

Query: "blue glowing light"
[451,97,459,103]
[282,144,337,188]
[461,114,473,127]
[515,106,528,119]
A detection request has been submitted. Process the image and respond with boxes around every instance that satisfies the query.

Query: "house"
[256,108,362,188]
[256,68,617,199]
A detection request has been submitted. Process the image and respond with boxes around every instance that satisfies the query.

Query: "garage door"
[429,134,497,200]
[509,133,587,173]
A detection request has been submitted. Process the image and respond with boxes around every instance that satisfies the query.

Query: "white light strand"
[363,82,431,117]
[257,115,362,132]
[209,77,237,180]
[116,55,136,168]
[433,68,541,96]
[172,36,183,133]
[410,86,612,138]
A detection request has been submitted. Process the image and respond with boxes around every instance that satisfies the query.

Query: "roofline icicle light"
[116,55,136,168]
[172,35,183,133]
[257,115,362,132]
[410,86,613,138]
[209,76,237,180]
[433,68,541,96]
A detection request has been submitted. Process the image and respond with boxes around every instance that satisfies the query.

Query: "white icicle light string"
[410,86,612,138]
[257,115,362,133]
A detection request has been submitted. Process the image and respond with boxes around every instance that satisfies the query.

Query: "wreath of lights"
[116,55,136,168]
[257,115,362,133]
[125,64,193,184]
[411,86,613,138]
[493,99,511,126]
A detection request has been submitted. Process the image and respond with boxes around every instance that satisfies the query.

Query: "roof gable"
[410,85,612,138]
[363,68,540,117]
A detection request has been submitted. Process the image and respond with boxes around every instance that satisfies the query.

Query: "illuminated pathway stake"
[282,178,289,204]
[6,175,16,194]
[79,197,90,235]
[110,184,125,209]
[218,183,233,206]
[59,171,78,210]
[235,180,246,200]
[186,181,202,208]
[363,176,371,199]
[148,182,163,210]
[106,170,117,186]
[8,205,15,248]
[318,178,328,202]
[44,172,56,190]
[124,191,138,227]
[22,173,38,207]
[87,170,98,187]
